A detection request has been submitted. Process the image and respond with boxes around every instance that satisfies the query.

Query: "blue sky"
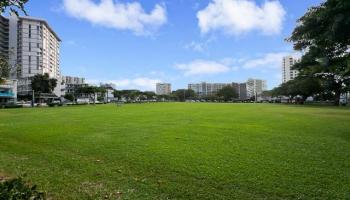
[21,0,321,91]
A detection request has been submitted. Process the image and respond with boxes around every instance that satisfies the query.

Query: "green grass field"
[0,103,349,199]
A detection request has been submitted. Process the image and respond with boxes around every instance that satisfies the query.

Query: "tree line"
[111,85,239,102]
[271,0,350,105]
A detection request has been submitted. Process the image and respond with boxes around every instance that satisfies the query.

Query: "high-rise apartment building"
[156,83,171,95]
[237,83,248,100]
[282,56,299,83]
[9,14,61,78]
[246,79,267,98]
[0,15,9,57]
[0,13,62,95]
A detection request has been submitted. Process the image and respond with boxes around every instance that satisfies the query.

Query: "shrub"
[64,94,74,102]
[0,176,45,199]
[0,104,23,109]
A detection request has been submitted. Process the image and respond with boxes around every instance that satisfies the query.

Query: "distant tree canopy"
[272,77,323,103]
[31,73,57,94]
[75,85,106,103]
[76,86,106,96]
[112,90,165,102]
[217,85,238,102]
[172,89,196,102]
[287,0,350,105]
[0,55,10,84]
[0,0,28,15]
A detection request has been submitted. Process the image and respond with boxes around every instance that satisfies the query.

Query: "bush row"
[0,176,45,199]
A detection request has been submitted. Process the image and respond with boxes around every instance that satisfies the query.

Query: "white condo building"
[282,56,299,83]
[188,82,230,96]
[156,83,171,95]
[188,80,266,100]
[246,79,267,98]
[188,82,234,96]
[4,13,61,95]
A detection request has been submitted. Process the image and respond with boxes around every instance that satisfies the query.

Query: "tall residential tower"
[4,13,61,95]
[156,83,172,95]
[282,56,299,83]
[246,78,267,98]
[0,15,9,57]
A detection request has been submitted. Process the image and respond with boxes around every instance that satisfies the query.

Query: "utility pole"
[255,91,257,103]
[106,87,108,104]
[183,89,186,102]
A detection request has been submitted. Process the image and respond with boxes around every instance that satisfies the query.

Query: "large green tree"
[0,0,28,15]
[217,85,238,102]
[272,77,323,103]
[31,73,57,94]
[288,0,350,105]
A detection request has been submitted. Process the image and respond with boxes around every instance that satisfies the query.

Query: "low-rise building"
[62,76,87,96]
[0,79,17,104]
[100,83,116,102]
[62,76,85,85]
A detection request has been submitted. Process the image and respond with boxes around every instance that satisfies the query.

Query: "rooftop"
[19,16,61,42]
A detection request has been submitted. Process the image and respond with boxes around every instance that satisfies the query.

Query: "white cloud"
[184,41,205,52]
[87,77,161,91]
[242,52,300,69]
[63,0,167,35]
[184,37,217,53]
[175,60,232,76]
[197,0,286,36]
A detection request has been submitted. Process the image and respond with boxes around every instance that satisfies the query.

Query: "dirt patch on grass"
[0,172,13,181]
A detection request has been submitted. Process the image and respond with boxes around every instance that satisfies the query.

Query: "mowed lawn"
[0,103,350,199]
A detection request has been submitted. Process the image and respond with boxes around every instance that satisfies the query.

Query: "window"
[28,56,31,74]
[37,56,40,70]
[37,43,39,48]
[29,42,31,51]
[28,24,31,38]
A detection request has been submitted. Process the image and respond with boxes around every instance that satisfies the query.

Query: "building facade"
[282,56,299,83]
[246,78,267,98]
[189,81,251,100]
[3,13,62,96]
[0,15,9,57]
[237,83,248,100]
[156,83,171,95]
[101,83,116,102]
[63,76,85,85]
[61,76,87,95]
[188,82,231,96]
